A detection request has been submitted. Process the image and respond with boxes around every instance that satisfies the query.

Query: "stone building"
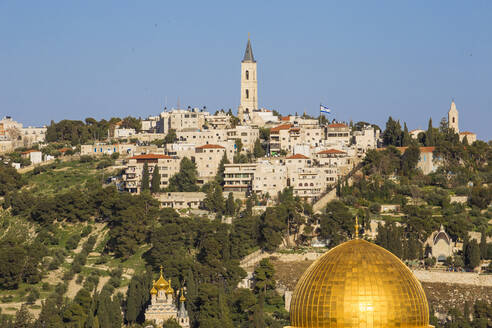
[145,267,189,327]
[194,144,228,183]
[324,122,351,147]
[123,154,180,193]
[238,36,258,122]
[425,225,455,262]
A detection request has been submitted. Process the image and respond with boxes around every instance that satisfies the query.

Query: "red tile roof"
[281,115,291,121]
[21,149,40,154]
[377,146,435,153]
[317,149,346,155]
[196,144,225,149]
[129,154,173,160]
[58,148,72,153]
[286,154,310,159]
[271,124,292,133]
[460,131,475,135]
[327,123,348,128]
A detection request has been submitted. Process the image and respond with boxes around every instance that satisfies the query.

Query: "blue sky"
[1,1,491,140]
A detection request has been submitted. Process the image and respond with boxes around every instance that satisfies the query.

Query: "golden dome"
[150,286,158,295]
[290,239,430,328]
[155,267,169,290]
[165,278,174,294]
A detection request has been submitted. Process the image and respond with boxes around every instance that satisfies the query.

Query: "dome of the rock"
[289,239,431,328]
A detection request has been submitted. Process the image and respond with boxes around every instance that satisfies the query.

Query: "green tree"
[141,162,150,191]
[235,138,243,153]
[479,230,487,260]
[225,192,236,216]
[464,239,481,269]
[215,153,229,186]
[425,118,434,146]
[167,158,199,192]
[253,138,266,158]
[164,129,177,144]
[203,184,225,214]
[13,304,33,328]
[151,164,161,193]
[319,200,353,246]
[125,272,152,324]
[382,116,402,146]
[400,144,420,176]
[162,318,182,328]
[253,259,276,295]
[401,122,411,147]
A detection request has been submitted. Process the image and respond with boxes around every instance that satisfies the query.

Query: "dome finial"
[248,32,250,40]
[354,216,359,239]
[160,265,163,276]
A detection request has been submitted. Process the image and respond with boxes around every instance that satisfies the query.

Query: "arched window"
[245,70,249,80]
[245,89,249,99]
[452,117,455,123]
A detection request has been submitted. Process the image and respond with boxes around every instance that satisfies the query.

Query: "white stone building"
[123,154,180,193]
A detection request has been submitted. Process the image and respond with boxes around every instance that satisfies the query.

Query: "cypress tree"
[141,162,150,191]
[479,230,487,260]
[401,122,411,146]
[425,118,434,146]
[253,138,266,158]
[125,278,139,324]
[151,164,161,193]
[215,153,229,186]
[225,192,235,216]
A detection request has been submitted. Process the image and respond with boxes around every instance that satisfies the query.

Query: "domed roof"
[290,239,430,328]
[154,267,169,290]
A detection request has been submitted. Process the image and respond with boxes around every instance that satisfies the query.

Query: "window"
[245,89,249,99]
[246,70,249,80]
[452,117,455,123]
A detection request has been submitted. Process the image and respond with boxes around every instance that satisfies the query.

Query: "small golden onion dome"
[290,239,431,328]
[150,286,157,295]
[165,278,174,294]
[180,294,186,302]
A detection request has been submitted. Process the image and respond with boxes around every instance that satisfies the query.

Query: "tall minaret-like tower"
[238,34,258,122]
[448,100,459,133]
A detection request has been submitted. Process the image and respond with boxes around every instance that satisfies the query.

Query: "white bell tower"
[238,34,258,122]
[448,100,459,133]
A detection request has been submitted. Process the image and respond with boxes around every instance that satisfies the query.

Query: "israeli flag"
[320,104,331,114]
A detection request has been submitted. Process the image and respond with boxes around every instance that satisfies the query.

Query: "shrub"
[95,256,109,265]
[26,288,40,304]
[41,282,50,291]
[80,225,92,238]
[76,274,84,285]
[65,234,81,250]
[79,155,93,163]
[55,283,67,295]
[369,203,381,214]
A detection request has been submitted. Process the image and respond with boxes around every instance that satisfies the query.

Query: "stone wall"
[412,270,492,287]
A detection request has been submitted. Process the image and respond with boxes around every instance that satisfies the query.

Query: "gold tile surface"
[290,239,430,328]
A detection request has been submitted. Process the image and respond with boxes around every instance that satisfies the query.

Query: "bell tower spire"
[238,34,258,122]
